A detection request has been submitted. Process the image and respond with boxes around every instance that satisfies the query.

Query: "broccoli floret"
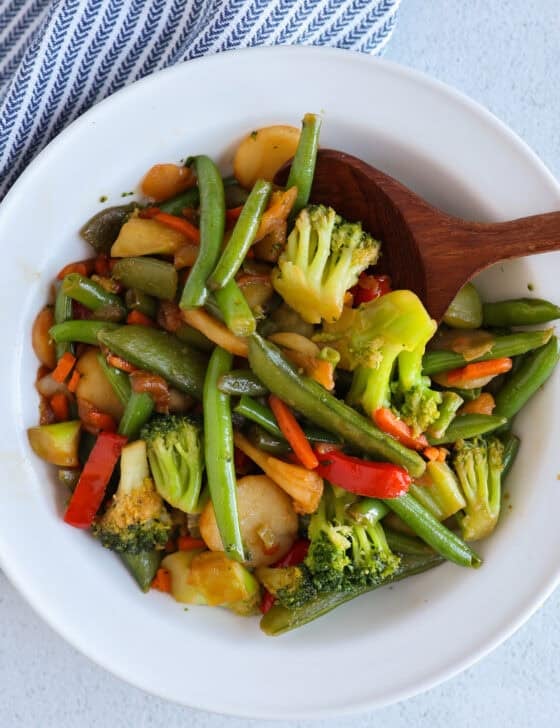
[93,440,171,553]
[271,204,380,324]
[453,437,504,541]
[256,564,317,608]
[318,291,438,423]
[141,415,204,514]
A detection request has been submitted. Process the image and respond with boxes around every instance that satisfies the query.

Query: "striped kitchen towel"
[0,0,400,200]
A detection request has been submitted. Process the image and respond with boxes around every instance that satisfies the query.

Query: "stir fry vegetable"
[27,113,559,636]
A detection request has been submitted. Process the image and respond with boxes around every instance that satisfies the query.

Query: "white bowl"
[1,46,559,719]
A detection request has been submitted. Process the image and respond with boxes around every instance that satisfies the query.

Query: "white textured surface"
[2,1,560,725]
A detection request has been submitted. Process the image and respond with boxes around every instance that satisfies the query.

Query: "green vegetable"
[286,113,322,218]
[385,530,435,556]
[443,283,483,329]
[174,322,215,352]
[383,492,481,568]
[213,279,256,336]
[125,288,158,319]
[180,155,225,308]
[501,432,520,479]
[260,552,443,636]
[27,421,81,467]
[203,347,244,561]
[422,329,553,376]
[96,352,131,406]
[272,204,380,324]
[482,298,560,327]
[428,414,507,445]
[494,336,560,420]
[428,391,463,439]
[120,550,162,592]
[98,325,207,398]
[112,257,178,300]
[409,460,466,521]
[62,273,126,321]
[347,497,390,525]
[80,203,136,253]
[53,285,73,359]
[208,178,271,290]
[218,369,268,397]
[142,415,204,513]
[248,334,426,477]
[92,440,171,553]
[118,392,154,439]
[453,437,504,541]
[158,187,199,215]
[247,424,290,455]
[49,320,121,345]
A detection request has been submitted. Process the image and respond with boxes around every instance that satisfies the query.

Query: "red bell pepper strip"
[260,539,310,614]
[314,449,410,499]
[64,431,127,528]
[351,274,392,306]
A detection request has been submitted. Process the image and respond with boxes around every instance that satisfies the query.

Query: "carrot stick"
[177,536,206,551]
[445,357,512,385]
[67,370,81,393]
[151,567,171,593]
[126,310,156,327]
[49,393,70,421]
[373,407,428,451]
[51,351,76,383]
[269,395,319,470]
[459,392,496,415]
[106,354,137,373]
[153,211,200,244]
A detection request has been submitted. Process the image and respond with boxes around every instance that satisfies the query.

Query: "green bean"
[385,530,435,556]
[112,257,178,301]
[383,493,481,568]
[203,347,244,562]
[443,283,483,329]
[118,391,154,439]
[428,391,463,439]
[124,288,158,318]
[175,323,215,352]
[62,273,126,320]
[208,179,272,290]
[483,298,560,327]
[80,203,137,253]
[347,498,390,525]
[218,369,268,397]
[53,285,74,359]
[180,156,225,308]
[422,329,553,376]
[448,387,482,401]
[287,113,322,218]
[213,279,256,336]
[248,334,426,477]
[494,336,560,420]
[96,353,131,406]
[49,320,121,345]
[260,552,444,636]
[247,424,290,455]
[120,550,162,592]
[158,187,199,215]
[501,432,521,480]
[98,326,207,398]
[427,414,507,445]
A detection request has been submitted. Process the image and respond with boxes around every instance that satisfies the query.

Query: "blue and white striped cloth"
[0,0,400,200]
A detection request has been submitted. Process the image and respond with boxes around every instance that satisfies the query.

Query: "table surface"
[3,1,559,726]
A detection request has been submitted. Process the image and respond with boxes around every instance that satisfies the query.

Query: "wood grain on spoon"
[282,149,560,321]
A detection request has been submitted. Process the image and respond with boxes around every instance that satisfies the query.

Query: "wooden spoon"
[302,149,560,320]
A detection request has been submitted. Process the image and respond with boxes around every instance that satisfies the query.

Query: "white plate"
[1,46,559,719]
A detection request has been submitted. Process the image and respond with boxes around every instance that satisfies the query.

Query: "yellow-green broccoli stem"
[410,461,466,521]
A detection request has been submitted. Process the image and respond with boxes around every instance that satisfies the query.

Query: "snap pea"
[248,335,426,477]
[428,391,463,440]
[175,322,215,352]
[247,424,290,455]
[501,432,521,479]
[49,320,121,345]
[120,550,162,592]
[494,336,560,420]
[383,493,481,568]
[96,352,131,405]
[124,289,158,319]
[427,414,507,445]
[482,298,560,327]
[218,369,268,397]
[385,530,435,556]
[422,329,553,376]
[213,279,256,336]
[53,285,74,359]
[180,156,225,308]
[208,179,271,290]
[259,552,444,636]
[112,257,178,301]
[443,283,483,329]
[287,113,322,218]
[158,187,199,215]
[118,391,154,439]
[203,347,244,562]
[62,273,126,321]
[98,325,207,398]
[80,203,137,253]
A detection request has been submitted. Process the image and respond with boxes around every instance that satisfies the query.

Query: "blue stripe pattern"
[0,0,400,199]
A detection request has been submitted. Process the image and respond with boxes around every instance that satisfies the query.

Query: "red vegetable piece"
[351,274,392,306]
[314,450,410,499]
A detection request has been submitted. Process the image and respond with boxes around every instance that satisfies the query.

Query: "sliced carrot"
[459,392,496,416]
[106,354,137,373]
[373,408,428,451]
[67,370,81,393]
[49,393,70,422]
[153,211,200,244]
[151,567,171,593]
[126,310,156,327]
[51,352,76,383]
[445,357,512,385]
[56,259,94,280]
[177,536,206,551]
[423,446,441,462]
[269,395,319,470]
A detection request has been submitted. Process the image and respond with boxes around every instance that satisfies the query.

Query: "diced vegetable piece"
[443,283,483,329]
[234,125,300,188]
[161,550,207,604]
[32,306,56,368]
[27,421,81,467]
[76,349,125,420]
[111,216,187,257]
[141,163,195,201]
